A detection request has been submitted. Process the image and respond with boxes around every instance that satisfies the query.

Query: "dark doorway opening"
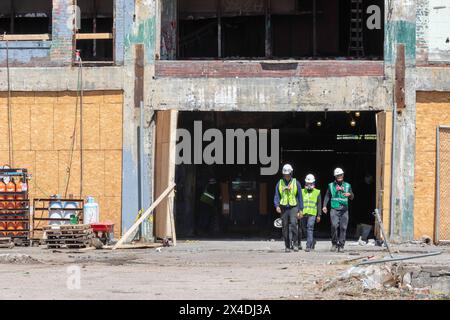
[175,111,377,240]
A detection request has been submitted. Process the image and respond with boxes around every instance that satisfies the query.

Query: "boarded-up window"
[428,0,450,62]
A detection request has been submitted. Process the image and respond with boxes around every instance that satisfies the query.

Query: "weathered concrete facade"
[0,0,449,241]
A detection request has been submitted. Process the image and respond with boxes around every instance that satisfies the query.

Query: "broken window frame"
[0,0,52,41]
[172,0,384,60]
[73,0,115,66]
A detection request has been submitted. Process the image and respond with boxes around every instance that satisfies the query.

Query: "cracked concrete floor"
[0,240,448,300]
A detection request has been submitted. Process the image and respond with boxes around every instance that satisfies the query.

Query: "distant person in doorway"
[299,174,322,252]
[274,164,304,252]
[322,168,354,253]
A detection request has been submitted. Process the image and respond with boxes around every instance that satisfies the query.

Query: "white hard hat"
[282,164,293,175]
[305,174,315,184]
[334,168,344,176]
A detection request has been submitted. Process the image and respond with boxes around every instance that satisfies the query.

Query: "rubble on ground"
[0,253,41,264]
[320,262,450,300]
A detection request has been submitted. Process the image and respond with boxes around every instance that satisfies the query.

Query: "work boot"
[330,244,337,252]
[285,247,291,253]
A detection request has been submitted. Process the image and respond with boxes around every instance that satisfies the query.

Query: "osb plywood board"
[100,104,123,150]
[0,149,9,166]
[103,91,124,104]
[10,91,35,105]
[57,92,78,104]
[98,196,121,237]
[54,103,80,151]
[0,106,9,150]
[3,91,124,235]
[104,150,122,197]
[81,150,105,198]
[58,150,81,198]
[11,104,31,151]
[82,91,105,105]
[155,110,178,239]
[34,92,58,104]
[35,151,59,197]
[13,150,36,198]
[415,92,450,239]
[31,104,54,150]
[81,104,100,150]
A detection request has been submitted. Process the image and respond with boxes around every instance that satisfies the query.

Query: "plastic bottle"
[83,197,99,224]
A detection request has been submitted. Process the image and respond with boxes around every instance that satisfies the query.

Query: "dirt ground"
[0,240,449,300]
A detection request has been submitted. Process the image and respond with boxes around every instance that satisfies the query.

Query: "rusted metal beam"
[134,44,144,109]
[395,44,406,110]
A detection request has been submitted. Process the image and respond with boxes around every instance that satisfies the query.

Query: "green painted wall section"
[385,20,416,65]
[124,17,156,65]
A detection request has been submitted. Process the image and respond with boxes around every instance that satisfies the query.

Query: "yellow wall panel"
[103,91,123,104]
[58,150,81,198]
[82,91,105,105]
[98,196,121,237]
[35,151,59,197]
[11,104,31,151]
[415,92,450,240]
[0,106,9,151]
[82,150,105,198]
[82,104,100,150]
[104,150,122,197]
[100,104,123,150]
[11,91,34,104]
[3,91,123,235]
[54,104,80,151]
[31,104,54,150]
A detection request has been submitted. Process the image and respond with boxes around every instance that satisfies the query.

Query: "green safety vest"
[329,182,351,209]
[278,178,298,207]
[302,188,320,216]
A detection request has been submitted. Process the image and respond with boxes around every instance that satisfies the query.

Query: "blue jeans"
[300,215,317,249]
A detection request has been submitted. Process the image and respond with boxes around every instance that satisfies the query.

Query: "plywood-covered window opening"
[0,0,52,40]
[167,0,384,60]
[75,0,114,64]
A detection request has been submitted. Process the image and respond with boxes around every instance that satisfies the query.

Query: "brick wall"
[155,60,384,78]
[0,91,123,237]
[416,0,430,65]
[415,91,450,240]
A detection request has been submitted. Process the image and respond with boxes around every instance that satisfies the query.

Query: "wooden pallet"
[44,224,94,249]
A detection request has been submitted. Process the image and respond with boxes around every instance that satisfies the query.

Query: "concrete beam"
[0,67,124,91]
[151,76,390,112]
[415,67,450,91]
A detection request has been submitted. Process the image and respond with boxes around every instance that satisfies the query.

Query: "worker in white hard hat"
[299,174,322,252]
[274,164,304,252]
[322,168,354,252]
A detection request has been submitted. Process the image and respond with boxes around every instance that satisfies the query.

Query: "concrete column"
[121,0,157,241]
[384,0,417,241]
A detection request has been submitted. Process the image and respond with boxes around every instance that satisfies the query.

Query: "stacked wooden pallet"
[44,224,94,249]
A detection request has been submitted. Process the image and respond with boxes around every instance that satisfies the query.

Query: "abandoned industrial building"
[0,0,449,249]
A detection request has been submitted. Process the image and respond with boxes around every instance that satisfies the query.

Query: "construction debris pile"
[320,263,450,299]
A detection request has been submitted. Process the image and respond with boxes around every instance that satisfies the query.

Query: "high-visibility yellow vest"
[278,178,298,207]
[302,188,320,216]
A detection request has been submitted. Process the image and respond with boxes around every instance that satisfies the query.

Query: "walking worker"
[299,174,322,252]
[322,168,354,253]
[274,164,304,252]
